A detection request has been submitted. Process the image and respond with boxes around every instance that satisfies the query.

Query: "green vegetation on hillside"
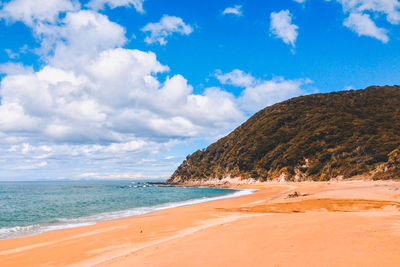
[168,86,400,182]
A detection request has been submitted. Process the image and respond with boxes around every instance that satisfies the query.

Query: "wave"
[0,188,255,240]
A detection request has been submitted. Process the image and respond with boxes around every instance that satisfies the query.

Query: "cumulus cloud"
[0,63,33,75]
[331,0,400,42]
[338,0,400,24]
[0,3,244,179]
[344,12,389,42]
[0,49,243,144]
[238,77,309,113]
[0,0,80,26]
[215,70,310,114]
[290,0,398,42]
[270,10,298,48]
[222,5,243,16]
[141,15,193,45]
[86,0,145,13]
[0,1,308,180]
[215,69,255,87]
[35,10,127,68]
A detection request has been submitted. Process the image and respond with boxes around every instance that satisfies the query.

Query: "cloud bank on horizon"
[0,0,399,180]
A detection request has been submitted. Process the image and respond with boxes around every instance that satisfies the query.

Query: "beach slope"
[1,180,400,266]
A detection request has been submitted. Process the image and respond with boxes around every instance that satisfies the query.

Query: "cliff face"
[167,86,400,183]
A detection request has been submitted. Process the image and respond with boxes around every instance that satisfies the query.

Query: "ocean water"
[0,180,252,240]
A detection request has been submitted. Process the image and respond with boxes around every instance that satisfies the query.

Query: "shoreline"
[1,180,400,266]
[0,186,255,241]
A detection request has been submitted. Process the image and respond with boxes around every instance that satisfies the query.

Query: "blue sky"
[0,0,399,180]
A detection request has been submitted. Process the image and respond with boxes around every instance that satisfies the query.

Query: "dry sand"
[1,180,400,266]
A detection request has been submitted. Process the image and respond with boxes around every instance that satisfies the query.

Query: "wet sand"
[1,180,400,266]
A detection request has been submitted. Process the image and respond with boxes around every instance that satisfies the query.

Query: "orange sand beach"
[1,180,400,266]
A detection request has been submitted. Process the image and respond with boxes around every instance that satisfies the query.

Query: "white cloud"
[291,0,399,42]
[0,1,308,180]
[0,102,40,132]
[331,0,400,42]
[14,161,48,170]
[222,5,243,16]
[338,0,400,24]
[97,173,145,179]
[215,69,256,87]
[0,5,243,179]
[0,0,80,26]
[343,12,389,42]
[270,10,298,47]
[86,0,145,13]
[215,70,310,114]
[293,0,306,3]
[78,172,153,179]
[0,63,33,75]
[343,85,355,90]
[141,15,193,45]
[0,49,243,144]
[239,77,309,113]
[39,10,127,68]
[4,48,19,59]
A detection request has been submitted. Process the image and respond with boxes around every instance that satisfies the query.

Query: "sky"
[0,0,399,180]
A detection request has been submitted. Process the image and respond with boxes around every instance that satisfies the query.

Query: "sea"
[0,180,253,240]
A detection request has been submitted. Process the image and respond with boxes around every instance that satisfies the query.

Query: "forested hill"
[167,86,400,183]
